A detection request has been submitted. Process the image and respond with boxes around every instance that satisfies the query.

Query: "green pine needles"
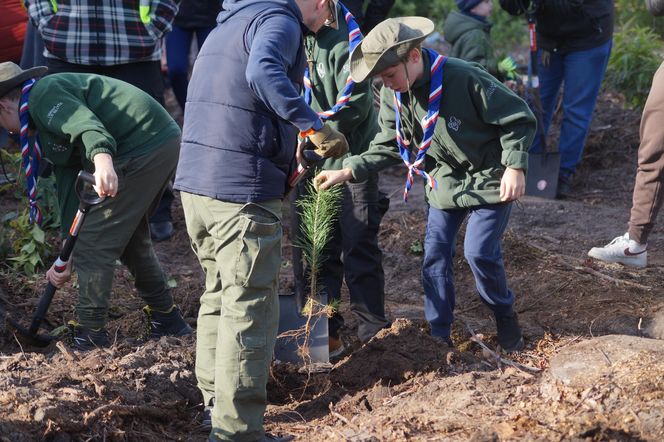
[294,179,343,300]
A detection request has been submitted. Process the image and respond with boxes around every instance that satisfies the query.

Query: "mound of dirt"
[0,337,201,441]
[331,319,454,390]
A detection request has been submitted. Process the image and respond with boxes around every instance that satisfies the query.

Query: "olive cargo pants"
[181,193,282,442]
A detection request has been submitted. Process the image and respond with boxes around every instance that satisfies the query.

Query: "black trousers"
[293,172,390,342]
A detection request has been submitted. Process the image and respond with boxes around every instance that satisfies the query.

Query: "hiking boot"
[68,321,110,351]
[207,435,292,442]
[556,175,573,199]
[329,335,345,359]
[588,233,647,268]
[495,313,524,353]
[143,305,193,339]
[201,398,214,429]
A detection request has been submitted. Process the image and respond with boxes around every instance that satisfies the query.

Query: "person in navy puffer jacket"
[174,0,348,441]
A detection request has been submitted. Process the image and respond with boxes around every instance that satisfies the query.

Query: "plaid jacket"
[26,0,180,65]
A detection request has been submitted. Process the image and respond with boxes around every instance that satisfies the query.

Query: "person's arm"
[467,69,535,200]
[342,85,402,180]
[25,0,56,30]
[245,14,321,132]
[144,0,180,40]
[30,84,119,195]
[316,85,401,189]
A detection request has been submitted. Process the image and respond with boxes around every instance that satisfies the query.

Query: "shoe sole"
[587,250,646,268]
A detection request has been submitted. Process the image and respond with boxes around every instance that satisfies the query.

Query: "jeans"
[422,203,515,338]
[165,24,214,111]
[531,40,612,178]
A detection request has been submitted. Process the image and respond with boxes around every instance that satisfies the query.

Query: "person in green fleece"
[0,62,192,351]
[445,0,517,82]
[296,0,390,357]
[315,17,536,352]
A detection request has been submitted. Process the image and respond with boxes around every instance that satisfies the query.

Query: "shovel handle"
[28,282,57,335]
[75,171,105,208]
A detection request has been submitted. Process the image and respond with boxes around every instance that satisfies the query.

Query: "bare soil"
[1,89,663,441]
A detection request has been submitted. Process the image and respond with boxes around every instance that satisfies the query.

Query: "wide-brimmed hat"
[0,62,47,98]
[350,17,435,83]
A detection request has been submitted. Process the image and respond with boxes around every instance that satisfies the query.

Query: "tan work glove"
[306,123,349,159]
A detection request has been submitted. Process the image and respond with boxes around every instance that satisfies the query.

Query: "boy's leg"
[422,206,466,339]
[183,194,282,442]
[463,203,515,316]
[73,138,179,329]
[340,174,390,342]
[558,40,612,177]
[629,60,664,244]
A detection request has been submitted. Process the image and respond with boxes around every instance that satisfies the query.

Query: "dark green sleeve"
[325,40,374,135]
[343,85,401,181]
[30,81,117,162]
[467,68,535,170]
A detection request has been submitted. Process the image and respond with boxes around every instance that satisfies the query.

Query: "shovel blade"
[275,292,329,364]
[6,317,55,347]
[525,152,560,199]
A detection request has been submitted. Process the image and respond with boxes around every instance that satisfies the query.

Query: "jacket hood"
[218,0,303,25]
[444,10,490,44]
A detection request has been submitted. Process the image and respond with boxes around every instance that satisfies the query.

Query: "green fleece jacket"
[304,6,378,171]
[344,53,536,210]
[28,73,181,231]
[444,11,501,80]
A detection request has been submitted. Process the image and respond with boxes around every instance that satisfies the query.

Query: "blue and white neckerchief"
[393,49,447,202]
[19,78,43,225]
[303,2,362,119]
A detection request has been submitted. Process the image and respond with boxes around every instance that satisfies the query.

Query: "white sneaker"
[588,233,647,268]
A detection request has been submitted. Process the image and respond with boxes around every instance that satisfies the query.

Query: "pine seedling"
[292,179,343,363]
[295,180,343,302]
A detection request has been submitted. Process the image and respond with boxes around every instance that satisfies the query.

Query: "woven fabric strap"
[393,49,447,202]
[303,2,362,119]
[19,78,43,225]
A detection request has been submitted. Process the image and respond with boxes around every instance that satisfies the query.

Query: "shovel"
[523,9,560,199]
[8,171,105,347]
[275,144,329,364]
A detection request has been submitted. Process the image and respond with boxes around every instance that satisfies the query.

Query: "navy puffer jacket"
[174,0,321,202]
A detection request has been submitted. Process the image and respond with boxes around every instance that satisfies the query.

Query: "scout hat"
[0,62,47,98]
[350,17,435,83]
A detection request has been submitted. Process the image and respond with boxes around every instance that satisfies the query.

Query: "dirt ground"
[1,86,663,442]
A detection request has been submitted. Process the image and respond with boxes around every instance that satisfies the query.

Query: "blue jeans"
[422,203,515,338]
[532,40,612,177]
[166,24,215,110]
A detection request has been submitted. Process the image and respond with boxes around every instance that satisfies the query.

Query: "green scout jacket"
[444,11,501,80]
[304,7,378,171]
[344,53,536,210]
[28,73,181,231]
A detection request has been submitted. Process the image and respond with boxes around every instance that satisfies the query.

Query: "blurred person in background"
[25,0,181,241]
[165,0,223,111]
